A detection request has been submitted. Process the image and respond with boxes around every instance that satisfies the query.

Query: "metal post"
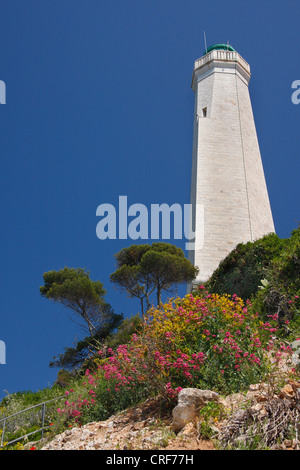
[204,31,207,54]
[1,418,6,446]
[41,403,46,439]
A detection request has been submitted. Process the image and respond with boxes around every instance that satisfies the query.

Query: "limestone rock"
[220,392,246,410]
[279,384,295,399]
[172,388,219,432]
[249,403,267,418]
[288,379,300,392]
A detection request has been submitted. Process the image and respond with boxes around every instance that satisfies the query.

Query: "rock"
[23,441,38,450]
[246,382,272,403]
[149,431,168,447]
[41,396,217,451]
[255,392,269,402]
[178,422,195,436]
[249,384,260,391]
[288,379,300,392]
[249,403,268,417]
[208,424,220,436]
[172,388,219,432]
[132,421,146,431]
[284,439,293,448]
[94,442,103,450]
[280,384,295,398]
[270,443,284,450]
[221,393,246,410]
[233,409,248,421]
[292,439,300,450]
[234,434,248,447]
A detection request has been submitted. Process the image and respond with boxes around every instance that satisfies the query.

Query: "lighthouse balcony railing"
[194,49,250,74]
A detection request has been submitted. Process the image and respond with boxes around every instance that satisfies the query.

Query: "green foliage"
[0,386,68,448]
[199,402,225,421]
[205,232,284,301]
[5,228,299,449]
[252,227,300,332]
[198,402,225,440]
[40,267,121,368]
[110,242,198,313]
[104,314,142,351]
[204,227,300,337]
[50,288,295,433]
[0,386,63,409]
[49,310,123,370]
[79,375,147,424]
[40,267,108,336]
[54,369,78,388]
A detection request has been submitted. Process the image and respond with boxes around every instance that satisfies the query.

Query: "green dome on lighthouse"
[204,43,235,55]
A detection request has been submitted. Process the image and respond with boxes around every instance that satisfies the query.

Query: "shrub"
[57,288,293,426]
[204,233,284,301]
[252,227,300,334]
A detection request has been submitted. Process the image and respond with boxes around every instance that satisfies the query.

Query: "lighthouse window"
[202,107,207,117]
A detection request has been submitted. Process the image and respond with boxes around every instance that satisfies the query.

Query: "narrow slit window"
[202,107,207,117]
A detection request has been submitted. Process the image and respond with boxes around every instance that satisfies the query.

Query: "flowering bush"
[58,288,294,425]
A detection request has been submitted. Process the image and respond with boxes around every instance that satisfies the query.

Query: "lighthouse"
[189,44,275,286]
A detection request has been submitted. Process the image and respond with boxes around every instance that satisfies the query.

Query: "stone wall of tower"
[236,78,275,239]
[189,51,275,284]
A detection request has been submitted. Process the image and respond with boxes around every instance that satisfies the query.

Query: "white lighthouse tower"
[189,44,275,286]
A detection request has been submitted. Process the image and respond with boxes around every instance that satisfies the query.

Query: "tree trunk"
[157,286,161,307]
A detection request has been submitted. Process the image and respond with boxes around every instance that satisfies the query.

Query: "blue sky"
[0,0,299,399]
